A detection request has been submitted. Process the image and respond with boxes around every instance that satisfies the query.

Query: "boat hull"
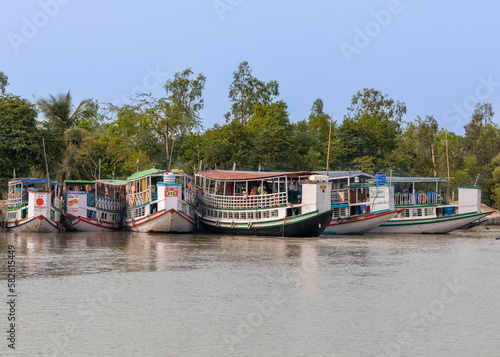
[322,209,402,235]
[369,211,490,234]
[63,214,121,232]
[6,215,60,233]
[199,210,333,237]
[125,208,195,233]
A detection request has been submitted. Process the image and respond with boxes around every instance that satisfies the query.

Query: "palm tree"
[38,91,96,181]
[38,90,94,135]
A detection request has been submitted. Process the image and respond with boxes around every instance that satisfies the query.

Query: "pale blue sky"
[1,0,499,134]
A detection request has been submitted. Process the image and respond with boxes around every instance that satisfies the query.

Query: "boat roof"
[98,180,127,187]
[197,170,314,181]
[9,178,60,185]
[127,168,165,181]
[65,180,95,184]
[388,176,448,183]
[316,171,374,180]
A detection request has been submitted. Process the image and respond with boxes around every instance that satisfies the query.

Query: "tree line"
[1,62,500,208]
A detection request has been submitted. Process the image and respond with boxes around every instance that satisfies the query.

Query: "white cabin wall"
[458,188,481,214]
[369,186,394,212]
[157,184,166,211]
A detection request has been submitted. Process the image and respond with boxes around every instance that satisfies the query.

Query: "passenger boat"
[314,171,401,235]
[5,178,62,233]
[63,180,127,232]
[194,170,333,237]
[124,168,196,233]
[369,176,494,234]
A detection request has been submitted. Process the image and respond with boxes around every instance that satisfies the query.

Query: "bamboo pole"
[326,115,333,175]
[42,137,50,190]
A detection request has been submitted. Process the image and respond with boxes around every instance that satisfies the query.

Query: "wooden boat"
[5,178,62,233]
[369,176,494,234]
[194,170,333,237]
[124,169,196,233]
[321,171,403,235]
[63,180,127,232]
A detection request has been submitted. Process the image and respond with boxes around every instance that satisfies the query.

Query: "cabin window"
[228,212,233,219]
[234,212,239,220]
[402,209,410,218]
[425,208,434,216]
[8,212,17,219]
[412,209,422,217]
[248,212,254,220]
[241,212,246,220]
[263,211,269,219]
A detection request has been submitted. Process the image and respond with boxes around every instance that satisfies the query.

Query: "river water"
[1,229,500,357]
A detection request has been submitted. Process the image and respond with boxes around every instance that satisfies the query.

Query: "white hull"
[126,209,195,233]
[322,210,401,235]
[369,211,490,234]
[6,215,60,233]
[63,215,120,232]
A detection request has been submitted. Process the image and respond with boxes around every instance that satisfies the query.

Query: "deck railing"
[201,191,287,209]
[394,192,442,206]
[127,189,152,207]
[96,197,126,212]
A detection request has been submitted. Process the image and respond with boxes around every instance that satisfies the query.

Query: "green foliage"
[224,61,279,124]
[0,71,9,95]
[0,94,42,183]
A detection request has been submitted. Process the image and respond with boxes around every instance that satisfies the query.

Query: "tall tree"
[157,68,206,137]
[0,94,42,182]
[37,91,96,180]
[247,101,293,170]
[224,61,279,125]
[0,71,9,95]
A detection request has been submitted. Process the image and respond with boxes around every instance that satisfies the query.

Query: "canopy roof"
[316,171,374,180]
[65,180,95,184]
[98,180,128,187]
[388,176,448,183]
[10,178,60,185]
[127,168,165,181]
[197,170,314,181]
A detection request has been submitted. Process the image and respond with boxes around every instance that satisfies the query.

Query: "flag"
[232,161,236,172]
[258,163,261,172]
[136,158,139,172]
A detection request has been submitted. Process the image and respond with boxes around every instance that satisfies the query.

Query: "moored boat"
[63,179,127,232]
[124,168,196,233]
[369,176,494,234]
[195,170,333,237]
[320,171,403,235]
[5,178,62,233]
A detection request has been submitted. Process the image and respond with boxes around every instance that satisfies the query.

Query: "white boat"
[124,169,196,233]
[369,176,494,234]
[320,171,403,235]
[5,178,62,233]
[63,180,127,232]
[195,170,333,237]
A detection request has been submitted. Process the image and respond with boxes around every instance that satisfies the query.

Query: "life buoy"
[337,217,343,224]
[418,193,428,204]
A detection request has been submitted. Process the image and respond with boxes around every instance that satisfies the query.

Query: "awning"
[197,170,314,181]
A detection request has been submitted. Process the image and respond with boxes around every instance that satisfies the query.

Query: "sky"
[1,0,500,135]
